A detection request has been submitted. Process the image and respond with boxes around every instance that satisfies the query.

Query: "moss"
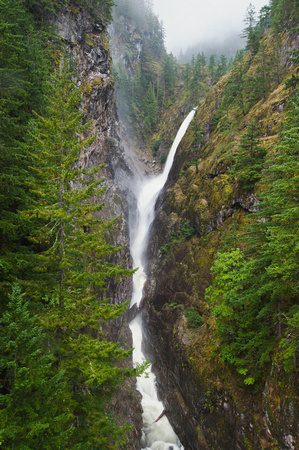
[145,30,299,449]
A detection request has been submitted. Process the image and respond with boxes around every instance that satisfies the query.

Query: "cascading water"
[129,108,197,450]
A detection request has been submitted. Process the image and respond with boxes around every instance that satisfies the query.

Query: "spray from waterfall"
[129,108,197,450]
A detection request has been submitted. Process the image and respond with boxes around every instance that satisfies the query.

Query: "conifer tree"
[163,53,176,98]
[184,63,191,84]
[242,3,260,55]
[208,55,216,82]
[270,0,299,33]
[28,58,133,300]
[143,84,158,132]
[231,121,266,190]
[27,58,144,445]
[215,55,228,81]
[223,54,249,116]
[0,284,72,448]
[0,0,52,289]
[206,92,299,385]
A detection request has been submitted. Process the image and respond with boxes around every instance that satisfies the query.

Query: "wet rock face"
[53,5,132,287]
[141,60,298,447]
[108,15,143,73]
[142,298,243,449]
[52,6,141,446]
[143,169,287,448]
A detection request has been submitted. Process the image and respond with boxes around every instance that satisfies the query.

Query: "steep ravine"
[142,54,299,449]
[54,5,298,448]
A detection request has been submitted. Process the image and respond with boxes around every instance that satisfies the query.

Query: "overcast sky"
[152,0,269,55]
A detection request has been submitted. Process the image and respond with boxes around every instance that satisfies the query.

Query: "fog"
[152,0,270,55]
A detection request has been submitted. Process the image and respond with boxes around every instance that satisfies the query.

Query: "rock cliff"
[54,4,298,448]
[52,4,143,447]
[142,36,299,450]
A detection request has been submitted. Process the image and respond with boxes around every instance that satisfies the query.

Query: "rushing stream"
[129,109,197,450]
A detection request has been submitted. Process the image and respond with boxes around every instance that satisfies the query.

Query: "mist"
[152,0,270,56]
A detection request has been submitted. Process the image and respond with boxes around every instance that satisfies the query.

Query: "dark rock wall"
[52,8,299,448]
[142,50,298,448]
[52,6,142,447]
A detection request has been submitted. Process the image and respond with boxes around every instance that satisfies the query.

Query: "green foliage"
[153,137,162,156]
[164,302,180,309]
[160,154,167,164]
[242,4,261,55]
[0,55,145,447]
[114,0,164,49]
[206,92,299,385]
[231,121,266,190]
[215,55,228,81]
[186,309,203,329]
[143,83,158,132]
[0,284,73,448]
[224,54,249,116]
[285,49,299,88]
[113,1,166,137]
[280,306,299,372]
[161,220,196,254]
[270,0,299,33]
[181,220,197,239]
[163,53,176,98]
[30,59,143,446]
[0,0,54,288]
[206,248,274,385]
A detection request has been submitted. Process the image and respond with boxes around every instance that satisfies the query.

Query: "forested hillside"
[0,0,298,448]
[110,0,232,154]
[0,1,144,447]
[141,0,299,448]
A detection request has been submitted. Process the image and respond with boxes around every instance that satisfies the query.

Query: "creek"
[128,109,197,450]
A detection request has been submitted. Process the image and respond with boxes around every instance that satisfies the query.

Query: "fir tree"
[0,0,53,289]
[206,92,299,385]
[231,121,266,190]
[163,53,176,98]
[208,54,216,82]
[215,55,228,82]
[223,53,249,116]
[242,3,260,55]
[143,84,158,132]
[0,284,73,448]
[26,58,145,446]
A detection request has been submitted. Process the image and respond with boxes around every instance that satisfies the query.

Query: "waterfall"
[128,108,197,450]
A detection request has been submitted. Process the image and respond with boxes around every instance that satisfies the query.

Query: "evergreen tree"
[215,55,228,82]
[141,45,155,86]
[285,49,299,89]
[258,5,271,32]
[231,121,266,190]
[143,84,158,132]
[208,54,216,82]
[270,0,299,33]
[242,3,260,55]
[163,53,176,98]
[0,0,53,289]
[206,92,299,385]
[194,53,204,81]
[184,63,191,84]
[26,58,144,446]
[0,284,72,448]
[223,54,249,116]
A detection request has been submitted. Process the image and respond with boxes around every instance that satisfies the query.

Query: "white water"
[129,109,197,450]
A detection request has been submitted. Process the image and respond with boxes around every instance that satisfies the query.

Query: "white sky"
[152,0,270,54]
